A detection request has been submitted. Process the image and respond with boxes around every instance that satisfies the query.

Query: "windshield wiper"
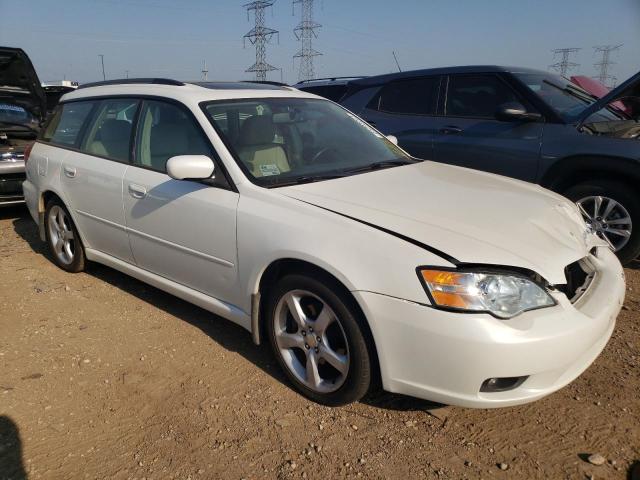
[269,173,348,187]
[342,158,417,175]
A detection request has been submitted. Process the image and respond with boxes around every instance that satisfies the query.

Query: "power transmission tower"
[243,1,279,82]
[293,0,322,81]
[201,60,209,81]
[593,44,622,88]
[549,48,580,77]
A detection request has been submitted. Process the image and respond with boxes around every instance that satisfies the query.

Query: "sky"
[1,0,638,86]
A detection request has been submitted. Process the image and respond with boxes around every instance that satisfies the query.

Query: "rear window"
[299,84,349,102]
[368,77,438,115]
[43,101,96,146]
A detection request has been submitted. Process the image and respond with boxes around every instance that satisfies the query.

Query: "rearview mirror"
[386,135,399,145]
[166,155,215,180]
[496,102,542,122]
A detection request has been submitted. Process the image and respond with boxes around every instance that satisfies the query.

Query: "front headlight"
[418,268,556,319]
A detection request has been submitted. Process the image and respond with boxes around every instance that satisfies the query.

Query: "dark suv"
[0,47,46,206]
[340,66,640,264]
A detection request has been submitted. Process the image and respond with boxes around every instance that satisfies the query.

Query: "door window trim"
[366,75,443,117]
[442,73,539,120]
[78,98,141,164]
[37,94,237,192]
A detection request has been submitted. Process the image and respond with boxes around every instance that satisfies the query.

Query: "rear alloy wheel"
[266,274,372,406]
[564,180,640,265]
[45,200,86,272]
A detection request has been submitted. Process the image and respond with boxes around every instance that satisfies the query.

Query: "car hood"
[0,47,46,124]
[578,69,640,123]
[279,161,602,285]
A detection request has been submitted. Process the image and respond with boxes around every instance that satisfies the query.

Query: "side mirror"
[166,155,215,180]
[495,102,542,122]
[386,135,399,145]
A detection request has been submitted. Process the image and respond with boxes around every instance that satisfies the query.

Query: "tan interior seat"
[236,115,290,177]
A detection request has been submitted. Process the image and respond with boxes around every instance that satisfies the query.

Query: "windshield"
[0,102,38,129]
[514,73,620,122]
[203,97,411,187]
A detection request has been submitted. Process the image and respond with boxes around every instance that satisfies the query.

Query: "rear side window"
[300,85,348,102]
[43,102,95,146]
[445,75,520,118]
[371,77,438,115]
[134,100,211,172]
[81,99,139,162]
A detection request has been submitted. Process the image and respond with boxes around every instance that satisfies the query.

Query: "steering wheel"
[310,147,337,164]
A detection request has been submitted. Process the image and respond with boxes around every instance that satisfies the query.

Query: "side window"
[45,102,95,146]
[445,75,520,118]
[134,100,211,172]
[369,77,438,115]
[81,99,139,162]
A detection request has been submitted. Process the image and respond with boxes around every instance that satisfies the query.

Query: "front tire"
[45,199,86,272]
[265,274,372,406]
[564,179,639,265]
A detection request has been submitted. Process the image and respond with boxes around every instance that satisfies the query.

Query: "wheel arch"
[254,257,382,388]
[540,154,640,192]
[39,189,87,248]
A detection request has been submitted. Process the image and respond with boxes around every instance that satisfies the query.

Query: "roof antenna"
[392,51,402,72]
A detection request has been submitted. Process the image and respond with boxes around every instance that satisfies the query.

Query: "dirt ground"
[0,205,638,480]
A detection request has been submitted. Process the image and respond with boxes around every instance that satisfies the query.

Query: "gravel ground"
[0,205,638,480]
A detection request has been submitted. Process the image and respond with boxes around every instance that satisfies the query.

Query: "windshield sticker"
[259,164,281,176]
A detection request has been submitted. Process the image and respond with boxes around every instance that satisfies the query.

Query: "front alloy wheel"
[266,274,372,406]
[274,290,350,393]
[576,195,632,252]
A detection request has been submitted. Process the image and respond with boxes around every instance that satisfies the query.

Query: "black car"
[339,66,640,264]
[294,77,363,102]
[0,47,46,206]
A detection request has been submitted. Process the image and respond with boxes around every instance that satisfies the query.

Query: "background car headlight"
[418,269,556,319]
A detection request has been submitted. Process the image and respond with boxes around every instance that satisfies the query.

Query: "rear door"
[358,76,441,160]
[431,74,543,181]
[55,98,138,262]
[123,99,239,303]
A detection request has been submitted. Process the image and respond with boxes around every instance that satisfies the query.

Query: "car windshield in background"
[514,73,605,122]
[0,102,38,130]
[203,97,412,187]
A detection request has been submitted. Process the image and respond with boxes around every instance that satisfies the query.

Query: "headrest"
[99,119,131,143]
[150,122,189,156]
[239,115,275,146]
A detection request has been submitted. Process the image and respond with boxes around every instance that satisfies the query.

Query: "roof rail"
[295,76,366,85]
[77,78,185,89]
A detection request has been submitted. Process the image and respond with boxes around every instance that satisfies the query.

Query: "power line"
[293,0,322,81]
[593,44,622,88]
[549,48,580,77]
[243,1,279,82]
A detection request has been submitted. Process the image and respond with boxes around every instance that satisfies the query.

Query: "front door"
[431,74,543,182]
[123,99,239,302]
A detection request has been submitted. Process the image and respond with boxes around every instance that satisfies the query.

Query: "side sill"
[85,248,251,332]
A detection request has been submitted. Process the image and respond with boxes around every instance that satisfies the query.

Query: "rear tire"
[265,274,372,406]
[44,199,86,273]
[564,179,639,265]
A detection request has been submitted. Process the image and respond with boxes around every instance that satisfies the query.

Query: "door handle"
[439,126,463,135]
[128,184,147,199]
[63,166,76,178]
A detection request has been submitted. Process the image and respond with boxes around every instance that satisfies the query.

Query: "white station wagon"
[23,79,625,407]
